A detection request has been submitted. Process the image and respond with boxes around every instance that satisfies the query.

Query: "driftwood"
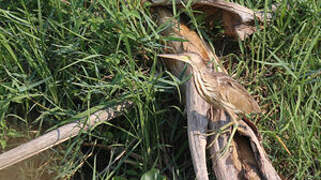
[0,101,132,171]
[154,4,281,180]
[150,0,270,40]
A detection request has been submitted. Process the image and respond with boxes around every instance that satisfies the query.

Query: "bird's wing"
[208,72,261,114]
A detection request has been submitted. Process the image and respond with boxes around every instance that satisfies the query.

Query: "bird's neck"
[192,65,209,74]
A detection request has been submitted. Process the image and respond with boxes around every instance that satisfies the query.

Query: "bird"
[158,52,261,157]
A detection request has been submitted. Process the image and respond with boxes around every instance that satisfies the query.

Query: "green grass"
[0,0,320,179]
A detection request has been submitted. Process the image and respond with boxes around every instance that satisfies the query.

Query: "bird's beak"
[158,54,190,63]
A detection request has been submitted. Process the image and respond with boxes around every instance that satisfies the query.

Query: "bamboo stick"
[0,101,132,170]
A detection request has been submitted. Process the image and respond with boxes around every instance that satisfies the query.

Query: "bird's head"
[158,52,205,70]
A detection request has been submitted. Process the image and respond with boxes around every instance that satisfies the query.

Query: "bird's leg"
[205,107,232,137]
[207,128,230,147]
[207,110,239,159]
[217,110,239,159]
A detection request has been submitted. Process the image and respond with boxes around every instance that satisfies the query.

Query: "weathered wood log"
[0,101,132,170]
[150,0,269,40]
[185,75,211,180]
[156,8,210,179]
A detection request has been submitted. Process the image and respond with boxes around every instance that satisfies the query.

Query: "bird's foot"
[207,121,239,159]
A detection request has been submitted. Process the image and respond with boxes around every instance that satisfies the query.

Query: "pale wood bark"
[0,101,132,170]
[186,78,210,180]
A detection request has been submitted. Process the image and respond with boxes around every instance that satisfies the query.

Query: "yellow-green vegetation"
[0,0,320,179]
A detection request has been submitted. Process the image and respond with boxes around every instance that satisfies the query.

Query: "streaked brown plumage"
[159,52,260,115]
[159,52,261,156]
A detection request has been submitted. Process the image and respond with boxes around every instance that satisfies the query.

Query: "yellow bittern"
[159,52,261,157]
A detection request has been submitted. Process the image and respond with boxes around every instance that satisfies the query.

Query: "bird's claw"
[207,121,239,160]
